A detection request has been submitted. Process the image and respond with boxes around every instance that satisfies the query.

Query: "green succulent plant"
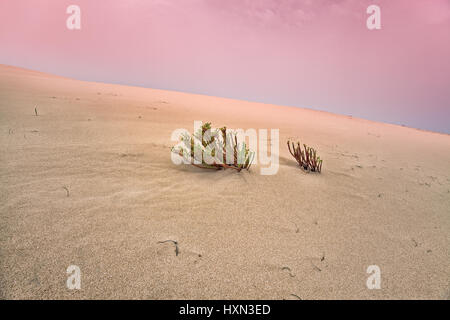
[172,122,255,172]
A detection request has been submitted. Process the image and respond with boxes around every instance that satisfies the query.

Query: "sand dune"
[0,64,449,299]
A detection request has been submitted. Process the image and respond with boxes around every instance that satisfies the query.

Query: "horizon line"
[2,62,449,137]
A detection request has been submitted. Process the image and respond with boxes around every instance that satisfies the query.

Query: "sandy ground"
[0,64,449,299]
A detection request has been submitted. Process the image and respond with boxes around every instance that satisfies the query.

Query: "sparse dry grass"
[287,140,323,173]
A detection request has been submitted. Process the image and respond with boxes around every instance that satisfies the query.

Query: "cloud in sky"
[0,0,449,133]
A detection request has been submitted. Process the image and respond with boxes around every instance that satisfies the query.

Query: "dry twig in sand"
[157,240,179,256]
[62,186,70,197]
[281,266,295,277]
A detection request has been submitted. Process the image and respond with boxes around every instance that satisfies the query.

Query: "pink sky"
[1,0,449,133]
